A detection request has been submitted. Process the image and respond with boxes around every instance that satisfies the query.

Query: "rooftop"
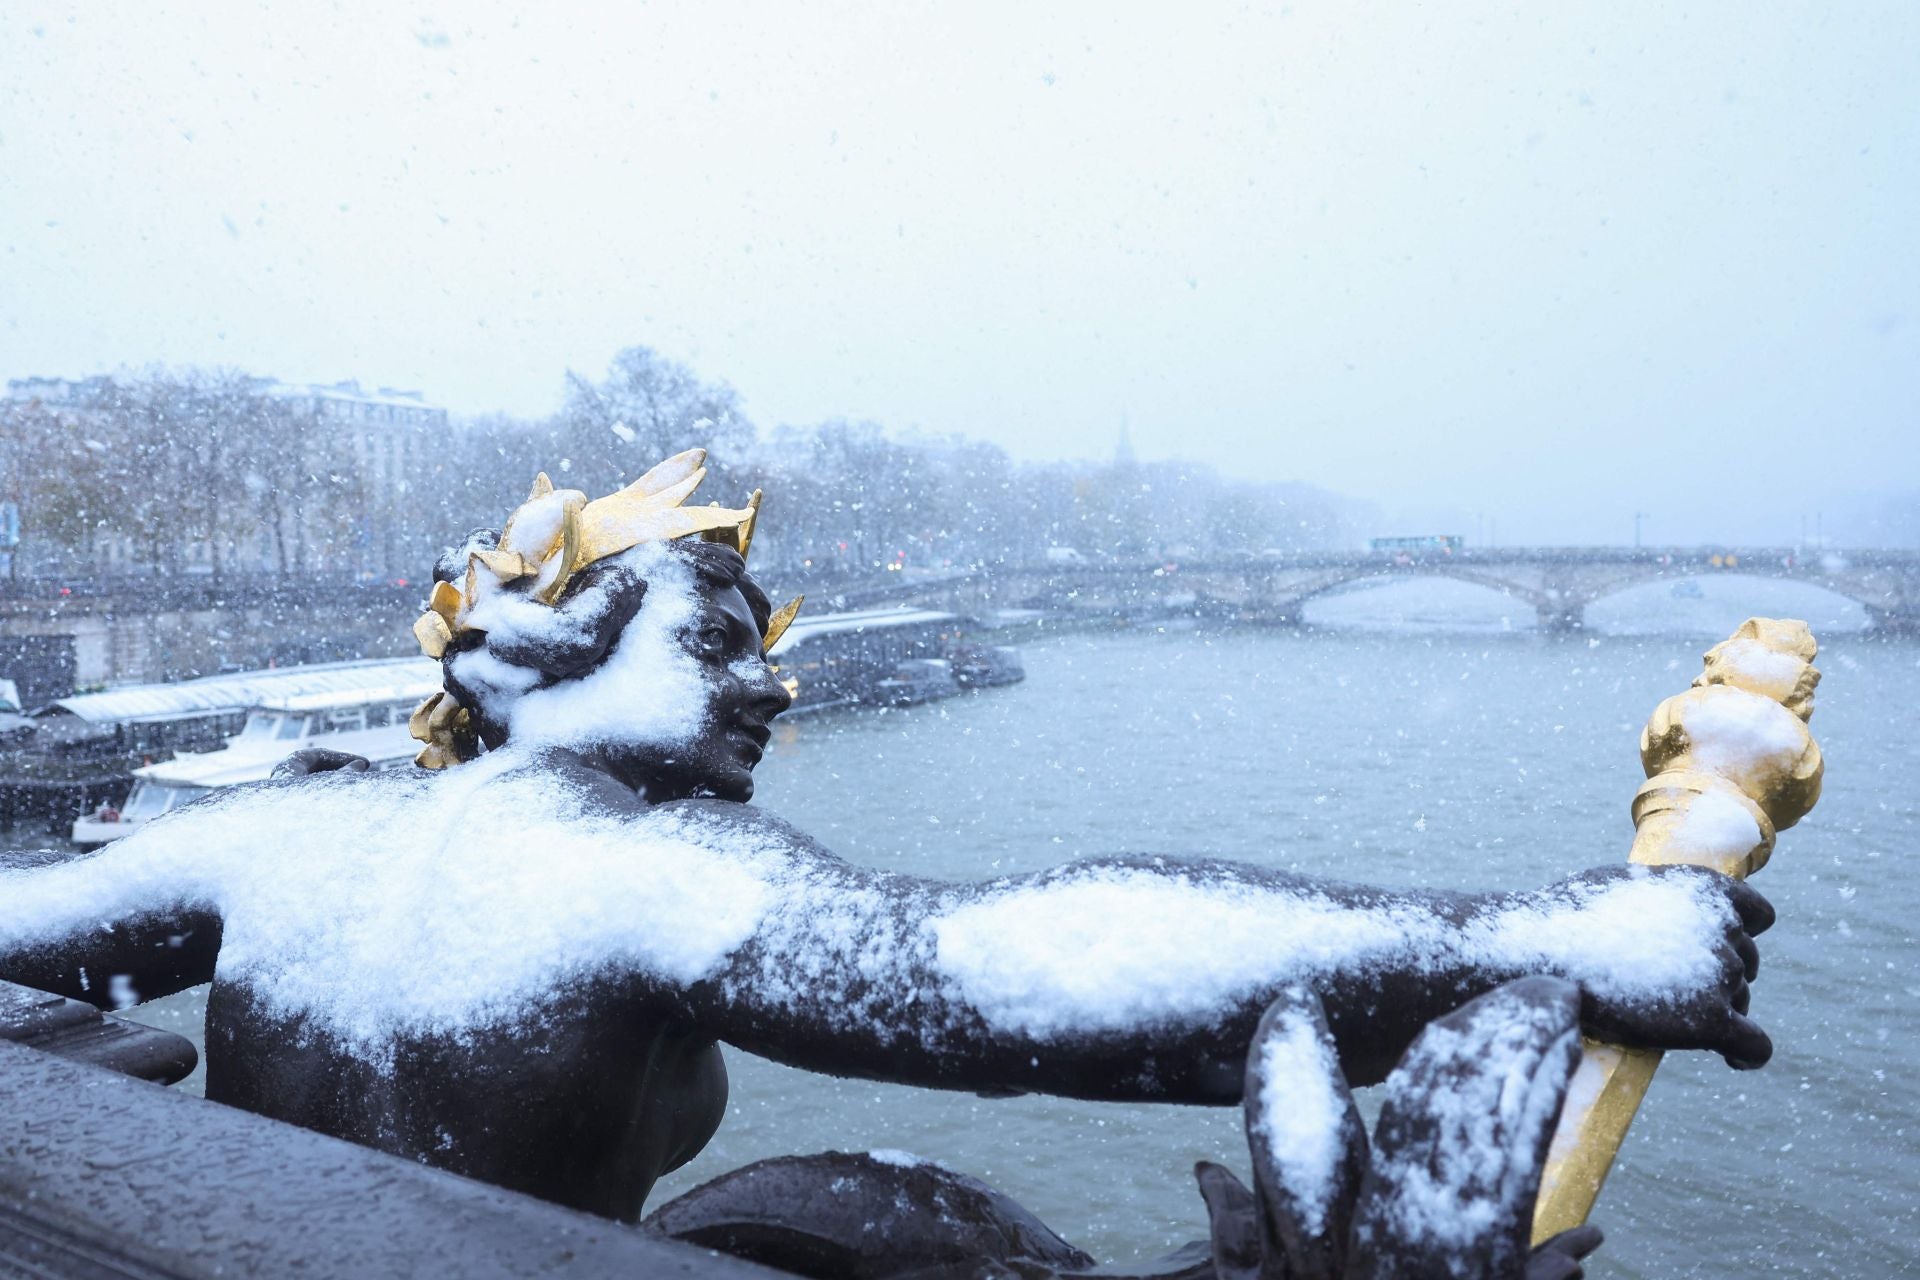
[47,658,441,725]
[768,606,961,656]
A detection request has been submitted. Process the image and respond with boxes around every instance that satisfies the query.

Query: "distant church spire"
[1115,415,1136,468]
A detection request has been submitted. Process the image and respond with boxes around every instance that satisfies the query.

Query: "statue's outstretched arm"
[0,754,375,1011]
[656,805,1769,1103]
[0,846,220,1009]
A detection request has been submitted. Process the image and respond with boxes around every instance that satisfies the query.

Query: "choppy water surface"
[127,586,1915,1277]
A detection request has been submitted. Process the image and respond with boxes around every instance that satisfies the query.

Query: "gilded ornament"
[1531,618,1825,1243]
[408,690,475,771]
[762,594,804,654]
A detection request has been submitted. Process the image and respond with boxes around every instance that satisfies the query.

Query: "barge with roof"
[0,658,437,832]
[70,664,442,846]
[766,606,1023,712]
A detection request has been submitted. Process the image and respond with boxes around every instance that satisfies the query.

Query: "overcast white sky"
[3,3,1915,544]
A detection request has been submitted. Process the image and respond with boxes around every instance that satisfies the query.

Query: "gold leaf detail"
[576,503,756,568]
[412,611,452,659]
[471,547,536,583]
[534,499,586,605]
[408,692,444,743]
[409,691,472,771]
[419,451,767,653]
[428,579,464,626]
[737,489,763,560]
[628,448,707,497]
[762,594,804,653]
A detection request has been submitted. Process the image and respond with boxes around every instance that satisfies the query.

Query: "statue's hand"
[270,747,374,779]
[1527,1225,1605,1280]
[1546,864,1773,1070]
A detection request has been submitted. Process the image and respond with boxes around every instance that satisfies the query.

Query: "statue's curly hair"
[428,531,773,756]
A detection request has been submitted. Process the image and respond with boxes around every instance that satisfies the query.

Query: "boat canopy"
[253,676,444,715]
[136,720,424,788]
[767,607,960,658]
[41,658,442,726]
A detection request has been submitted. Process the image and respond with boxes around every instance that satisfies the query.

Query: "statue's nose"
[754,666,793,718]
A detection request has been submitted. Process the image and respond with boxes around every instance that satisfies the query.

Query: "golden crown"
[407,448,802,769]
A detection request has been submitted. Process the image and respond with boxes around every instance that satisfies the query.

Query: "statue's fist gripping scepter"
[1531,617,1826,1242]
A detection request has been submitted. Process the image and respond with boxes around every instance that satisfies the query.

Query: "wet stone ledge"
[0,1035,791,1279]
[0,979,198,1084]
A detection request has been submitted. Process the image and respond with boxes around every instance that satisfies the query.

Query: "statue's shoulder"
[487,754,838,863]
[645,798,832,858]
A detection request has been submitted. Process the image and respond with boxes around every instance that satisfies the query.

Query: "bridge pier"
[1867,606,1920,637]
[1261,601,1305,628]
[1535,598,1586,634]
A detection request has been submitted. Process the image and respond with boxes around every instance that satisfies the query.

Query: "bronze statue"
[0,452,1779,1269]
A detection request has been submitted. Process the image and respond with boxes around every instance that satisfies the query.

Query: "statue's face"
[602,575,791,802]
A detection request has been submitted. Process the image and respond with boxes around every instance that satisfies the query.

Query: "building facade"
[3,374,450,582]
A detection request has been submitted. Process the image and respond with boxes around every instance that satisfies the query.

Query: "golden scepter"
[1530,617,1825,1241]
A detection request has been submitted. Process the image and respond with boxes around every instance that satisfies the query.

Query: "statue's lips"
[732,722,771,762]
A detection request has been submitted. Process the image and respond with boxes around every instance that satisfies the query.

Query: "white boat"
[39,657,439,758]
[71,671,440,846]
[1,657,441,831]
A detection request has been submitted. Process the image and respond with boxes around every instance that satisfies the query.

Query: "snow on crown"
[411,448,800,662]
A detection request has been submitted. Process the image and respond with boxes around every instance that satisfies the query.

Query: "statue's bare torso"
[209,969,726,1218]
[205,760,760,1217]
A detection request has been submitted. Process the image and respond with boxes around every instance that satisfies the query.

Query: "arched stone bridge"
[868,547,1920,634]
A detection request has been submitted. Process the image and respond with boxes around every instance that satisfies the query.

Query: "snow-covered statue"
[0,452,1786,1273]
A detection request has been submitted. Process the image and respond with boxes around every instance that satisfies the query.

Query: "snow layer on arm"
[1470,869,1734,1003]
[705,848,942,1043]
[932,868,1432,1037]
[0,838,215,954]
[931,865,1735,1041]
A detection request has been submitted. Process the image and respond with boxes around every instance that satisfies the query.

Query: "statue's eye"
[697,625,730,656]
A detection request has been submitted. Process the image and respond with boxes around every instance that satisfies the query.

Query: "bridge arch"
[1270,554,1907,633]
[1293,572,1540,631]
[1282,565,1548,609]
[1583,573,1873,634]
[1573,559,1877,598]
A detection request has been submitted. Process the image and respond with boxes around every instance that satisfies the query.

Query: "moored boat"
[767,607,967,712]
[765,607,1025,712]
[67,666,440,846]
[2,658,443,832]
[871,657,962,707]
[948,642,1025,689]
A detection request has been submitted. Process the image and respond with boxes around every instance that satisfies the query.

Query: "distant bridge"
[866,547,1920,634]
[1,548,1914,693]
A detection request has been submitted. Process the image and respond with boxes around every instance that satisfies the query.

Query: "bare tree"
[556,347,754,494]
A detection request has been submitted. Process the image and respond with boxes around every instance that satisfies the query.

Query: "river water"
[119,579,1916,1276]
